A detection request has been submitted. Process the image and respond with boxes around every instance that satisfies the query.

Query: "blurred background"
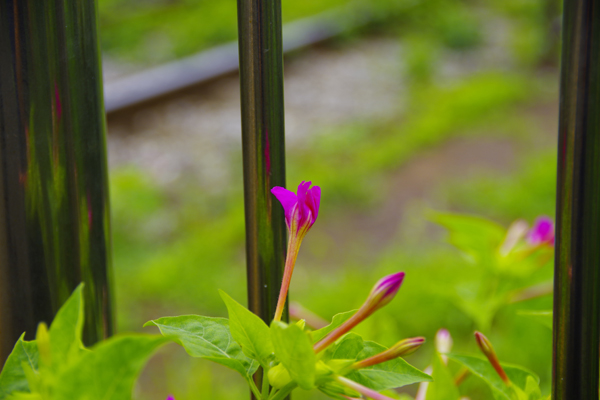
[100,0,561,398]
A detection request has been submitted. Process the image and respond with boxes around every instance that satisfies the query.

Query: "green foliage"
[270,321,316,390]
[447,354,540,400]
[311,311,356,343]
[0,336,38,399]
[345,341,432,390]
[0,285,168,400]
[219,291,273,366]
[146,291,431,399]
[426,354,460,400]
[144,316,259,379]
[52,335,168,400]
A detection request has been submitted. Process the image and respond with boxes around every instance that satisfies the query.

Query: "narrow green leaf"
[48,284,85,365]
[523,376,542,400]
[312,311,356,343]
[0,335,38,399]
[145,315,259,378]
[447,354,539,400]
[271,321,316,390]
[425,354,460,400]
[347,341,432,390]
[52,334,168,400]
[219,290,273,363]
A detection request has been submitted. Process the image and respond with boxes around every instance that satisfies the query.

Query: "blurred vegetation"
[98,0,560,65]
[103,0,561,398]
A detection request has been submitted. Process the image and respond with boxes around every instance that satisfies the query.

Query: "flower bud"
[313,272,405,353]
[166,396,175,400]
[363,272,406,313]
[435,329,452,354]
[499,220,529,256]
[474,331,510,386]
[435,328,453,364]
[526,216,554,246]
[268,363,292,389]
[352,337,425,369]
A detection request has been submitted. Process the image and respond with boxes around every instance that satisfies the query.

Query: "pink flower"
[526,216,554,246]
[271,181,321,321]
[166,396,175,400]
[313,272,405,353]
[271,181,320,236]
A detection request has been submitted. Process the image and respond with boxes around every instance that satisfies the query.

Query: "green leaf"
[270,321,316,390]
[52,334,168,400]
[432,212,505,264]
[312,311,356,343]
[48,284,85,365]
[347,341,432,390]
[447,354,539,400]
[425,354,460,400]
[219,290,273,364]
[518,310,552,330]
[523,376,542,400]
[145,315,259,377]
[325,333,364,361]
[0,335,39,399]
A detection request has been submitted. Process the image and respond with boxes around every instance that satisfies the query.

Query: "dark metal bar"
[552,0,600,398]
[237,0,287,322]
[0,0,114,364]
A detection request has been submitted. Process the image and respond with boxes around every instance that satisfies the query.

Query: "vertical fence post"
[0,0,113,364]
[237,0,287,325]
[553,0,600,398]
[236,0,287,395]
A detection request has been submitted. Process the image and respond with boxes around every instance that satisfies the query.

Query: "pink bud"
[474,332,510,386]
[352,337,425,369]
[526,216,554,246]
[314,272,405,353]
[435,329,453,354]
[363,272,406,313]
[166,396,175,400]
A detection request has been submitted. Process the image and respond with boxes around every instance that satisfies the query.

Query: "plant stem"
[247,377,262,399]
[274,235,301,321]
[269,382,297,400]
[261,366,271,400]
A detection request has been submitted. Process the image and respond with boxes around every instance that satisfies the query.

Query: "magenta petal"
[166,396,176,400]
[271,187,297,226]
[527,216,554,245]
[306,185,321,223]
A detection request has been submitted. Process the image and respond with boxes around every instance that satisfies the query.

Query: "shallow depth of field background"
[100,0,560,398]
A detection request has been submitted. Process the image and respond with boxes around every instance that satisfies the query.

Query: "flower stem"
[336,376,396,400]
[261,366,271,400]
[269,382,297,400]
[314,309,368,353]
[247,377,262,399]
[274,235,301,321]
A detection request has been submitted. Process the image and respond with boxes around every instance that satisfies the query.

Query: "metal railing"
[1,1,599,399]
[0,0,113,363]
[552,0,600,398]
